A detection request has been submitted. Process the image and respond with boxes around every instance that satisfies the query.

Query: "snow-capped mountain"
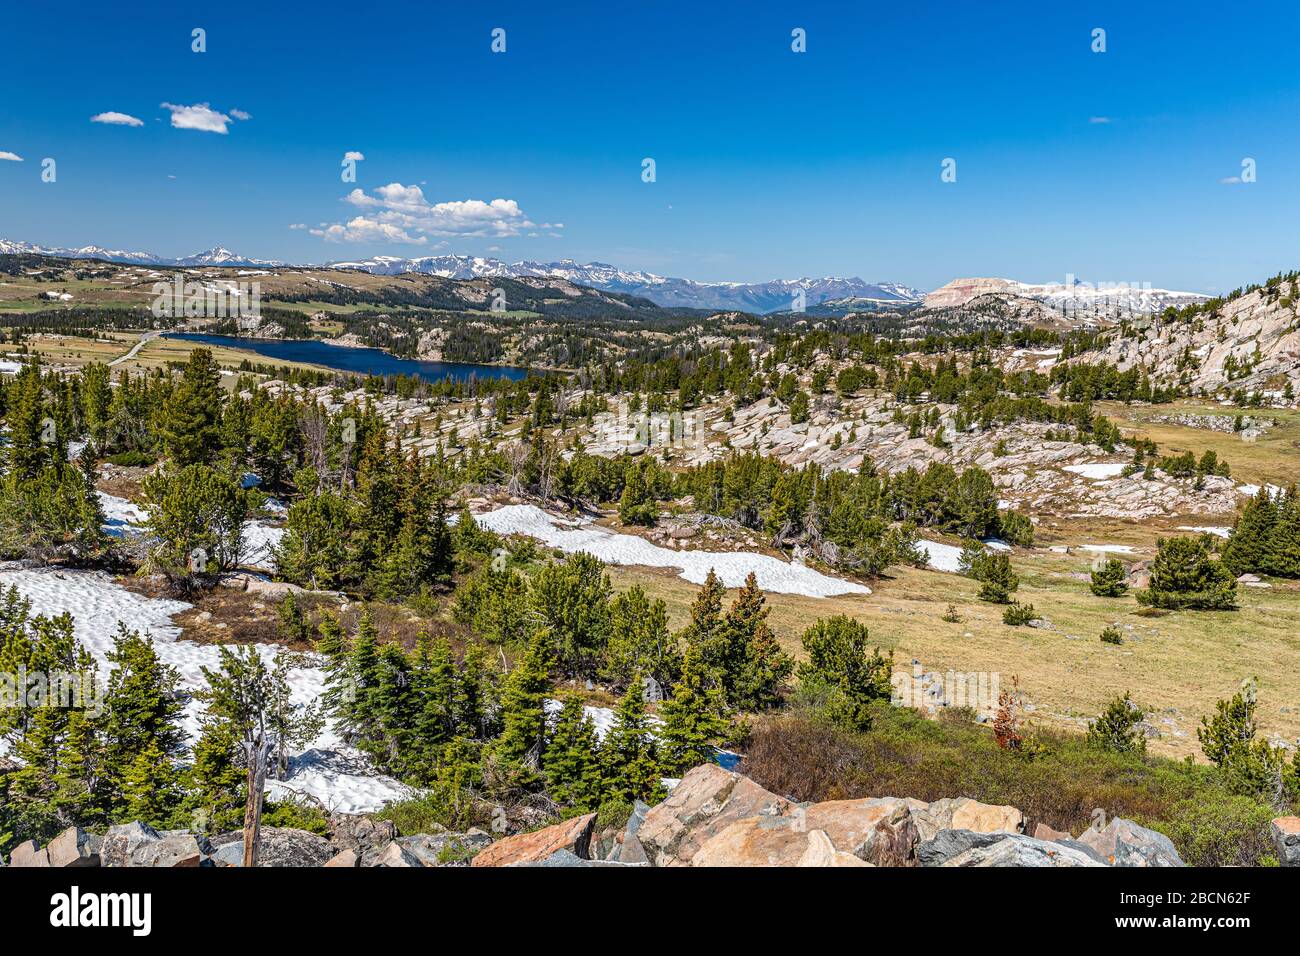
[924,277,1209,315]
[2,236,919,312]
[0,238,283,268]
[327,254,924,313]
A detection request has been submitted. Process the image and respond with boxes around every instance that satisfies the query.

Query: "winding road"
[108,329,161,366]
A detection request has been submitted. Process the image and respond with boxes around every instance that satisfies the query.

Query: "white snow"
[1064,462,1128,480]
[239,520,284,571]
[0,567,408,813]
[1179,526,1232,538]
[1077,544,1138,554]
[97,491,148,538]
[0,360,23,375]
[918,539,964,573]
[475,504,869,598]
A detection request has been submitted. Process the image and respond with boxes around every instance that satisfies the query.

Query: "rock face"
[913,797,1023,842]
[942,834,1106,867]
[9,839,50,867]
[470,812,598,868]
[1271,817,1300,867]
[638,764,792,866]
[798,797,920,866]
[1073,817,1185,867]
[47,827,102,867]
[206,828,335,868]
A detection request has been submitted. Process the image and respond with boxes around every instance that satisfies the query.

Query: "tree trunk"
[242,738,268,868]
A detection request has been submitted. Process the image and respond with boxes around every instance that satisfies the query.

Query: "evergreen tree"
[1221,488,1277,576]
[99,626,186,804]
[797,615,892,730]
[119,738,184,826]
[1086,692,1147,755]
[716,573,794,710]
[492,632,554,788]
[1138,537,1237,610]
[601,677,664,805]
[603,584,680,690]
[543,694,603,811]
[1264,486,1300,578]
[658,646,730,775]
[160,348,223,465]
[529,552,613,678]
[1089,558,1129,598]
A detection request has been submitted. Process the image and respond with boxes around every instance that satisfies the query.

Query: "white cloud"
[0,151,23,162]
[311,216,428,245]
[160,102,233,134]
[230,109,252,121]
[1219,176,1242,184]
[91,111,144,127]
[288,223,307,230]
[312,183,543,243]
[343,150,365,162]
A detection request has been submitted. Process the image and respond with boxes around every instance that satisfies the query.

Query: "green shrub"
[1100,626,1124,645]
[1002,602,1039,626]
[106,450,156,467]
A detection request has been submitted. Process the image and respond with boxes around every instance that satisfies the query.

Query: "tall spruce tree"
[543,694,604,811]
[658,646,730,775]
[601,676,664,805]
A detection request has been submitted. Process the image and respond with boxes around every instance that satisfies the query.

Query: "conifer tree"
[492,632,554,788]
[99,626,185,804]
[160,348,223,465]
[1138,536,1237,610]
[529,552,613,678]
[120,738,184,826]
[1086,692,1147,755]
[797,615,892,730]
[604,584,680,690]
[1089,558,1129,598]
[717,573,793,710]
[658,646,730,775]
[1221,488,1277,576]
[543,693,604,811]
[601,676,664,805]
[1264,486,1300,577]
[187,719,245,832]
[678,569,726,673]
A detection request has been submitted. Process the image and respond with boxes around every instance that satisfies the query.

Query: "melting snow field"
[1064,462,1128,480]
[0,567,408,813]
[475,504,870,598]
[1179,526,1232,539]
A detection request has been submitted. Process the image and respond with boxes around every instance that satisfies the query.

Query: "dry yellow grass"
[606,544,1300,761]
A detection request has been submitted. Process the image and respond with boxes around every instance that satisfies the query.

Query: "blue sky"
[1,0,1297,292]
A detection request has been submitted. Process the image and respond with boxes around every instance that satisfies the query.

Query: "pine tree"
[658,646,730,775]
[160,348,223,465]
[717,573,793,710]
[678,569,726,671]
[1264,486,1300,578]
[1138,536,1237,610]
[187,718,245,832]
[797,615,892,730]
[543,694,603,811]
[603,584,680,690]
[492,632,554,788]
[1221,488,1277,576]
[974,551,1019,604]
[99,626,186,804]
[119,738,184,826]
[1086,692,1147,755]
[528,552,612,678]
[601,677,664,805]
[1089,558,1129,598]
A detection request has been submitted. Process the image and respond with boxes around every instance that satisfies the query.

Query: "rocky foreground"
[6,765,1300,868]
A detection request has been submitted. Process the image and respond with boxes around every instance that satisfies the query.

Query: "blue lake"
[163,332,529,384]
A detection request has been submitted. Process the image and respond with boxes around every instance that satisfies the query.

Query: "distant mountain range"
[924,277,1209,315]
[0,239,284,268]
[2,237,1211,316]
[325,255,925,314]
[0,238,920,313]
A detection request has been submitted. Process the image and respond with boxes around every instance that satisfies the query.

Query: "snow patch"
[1064,462,1128,480]
[476,504,869,598]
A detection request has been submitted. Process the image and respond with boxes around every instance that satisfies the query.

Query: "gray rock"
[47,827,102,867]
[1074,817,1184,867]
[207,827,335,868]
[209,842,245,867]
[371,841,423,867]
[510,848,632,867]
[9,839,50,867]
[942,834,1106,867]
[394,831,491,867]
[606,832,650,866]
[100,821,162,867]
[329,815,398,856]
[1269,817,1300,867]
[916,829,1009,867]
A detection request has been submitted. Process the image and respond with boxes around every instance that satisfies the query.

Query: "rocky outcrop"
[47,827,102,867]
[470,812,597,868]
[1271,817,1300,867]
[206,828,335,868]
[942,833,1106,867]
[1073,817,1185,867]
[638,764,793,866]
[9,839,50,867]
